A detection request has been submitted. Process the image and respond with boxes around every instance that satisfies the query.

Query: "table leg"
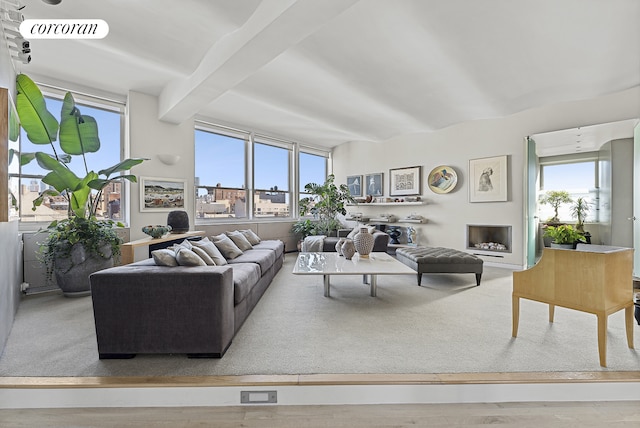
[625,305,634,349]
[370,275,377,297]
[362,274,369,284]
[597,312,607,367]
[323,275,330,297]
[549,304,555,323]
[512,295,520,337]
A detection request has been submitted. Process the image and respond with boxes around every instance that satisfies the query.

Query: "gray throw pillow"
[191,246,216,266]
[226,230,253,251]
[191,237,228,265]
[151,249,178,266]
[211,234,243,260]
[175,247,207,266]
[241,229,261,245]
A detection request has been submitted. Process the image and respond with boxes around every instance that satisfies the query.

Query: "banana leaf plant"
[15,73,145,279]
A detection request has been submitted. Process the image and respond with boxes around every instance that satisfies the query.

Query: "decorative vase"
[353,227,375,257]
[341,239,356,260]
[387,226,401,244]
[167,210,189,233]
[335,237,346,256]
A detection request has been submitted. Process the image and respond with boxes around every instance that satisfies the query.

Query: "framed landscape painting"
[469,155,508,202]
[389,166,421,196]
[140,177,187,212]
[346,175,362,197]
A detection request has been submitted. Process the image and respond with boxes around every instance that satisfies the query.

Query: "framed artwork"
[346,175,362,197]
[469,155,508,202]
[428,165,458,194]
[140,177,187,212]
[365,172,383,196]
[389,166,421,196]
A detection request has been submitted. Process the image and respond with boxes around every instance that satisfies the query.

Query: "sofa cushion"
[151,249,178,266]
[191,246,216,265]
[228,263,261,304]
[227,249,276,275]
[252,240,284,258]
[175,247,207,266]
[346,223,376,239]
[191,237,227,266]
[212,234,243,260]
[226,230,253,251]
[241,229,261,245]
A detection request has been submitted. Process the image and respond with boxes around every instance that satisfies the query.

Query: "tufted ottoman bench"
[395,246,483,286]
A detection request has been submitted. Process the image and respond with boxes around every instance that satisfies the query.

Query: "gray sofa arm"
[90,264,235,358]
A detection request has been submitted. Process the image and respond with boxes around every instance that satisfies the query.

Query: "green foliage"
[15,74,145,279]
[299,174,355,235]
[543,224,584,245]
[39,217,122,282]
[538,190,573,223]
[570,197,591,232]
[291,219,317,239]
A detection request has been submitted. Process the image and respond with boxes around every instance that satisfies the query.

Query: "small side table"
[120,231,205,265]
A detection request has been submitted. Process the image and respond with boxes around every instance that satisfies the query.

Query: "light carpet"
[1,254,638,377]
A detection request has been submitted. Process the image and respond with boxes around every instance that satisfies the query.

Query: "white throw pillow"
[211,233,244,260]
[226,230,253,251]
[241,229,261,245]
[151,249,178,266]
[175,247,207,266]
[191,237,228,266]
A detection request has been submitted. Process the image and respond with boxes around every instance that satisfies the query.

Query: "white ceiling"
[7,0,640,150]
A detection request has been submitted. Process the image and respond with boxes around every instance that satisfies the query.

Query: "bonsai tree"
[570,197,590,233]
[543,224,584,247]
[299,174,355,236]
[538,190,573,224]
[15,74,145,293]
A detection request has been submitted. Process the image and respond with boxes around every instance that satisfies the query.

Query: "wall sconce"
[157,154,181,165]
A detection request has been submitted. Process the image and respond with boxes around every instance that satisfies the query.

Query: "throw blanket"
[302,235,326,252]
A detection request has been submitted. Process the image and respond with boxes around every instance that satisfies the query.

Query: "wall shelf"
[347,201,424,206]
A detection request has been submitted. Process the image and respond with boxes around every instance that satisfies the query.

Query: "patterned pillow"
[211,233,243,260]
[191,237,227,266]
[226,230,253,251]
[151,249,178,266]
[241,229,261,245]
[175,247,206,266]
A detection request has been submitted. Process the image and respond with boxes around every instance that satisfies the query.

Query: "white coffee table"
[292,252,416,297]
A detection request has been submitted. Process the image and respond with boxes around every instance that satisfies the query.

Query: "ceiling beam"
[158,0,359,124]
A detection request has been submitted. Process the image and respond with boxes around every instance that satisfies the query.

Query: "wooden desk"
[512,244,634,367]
[120,231,206,265]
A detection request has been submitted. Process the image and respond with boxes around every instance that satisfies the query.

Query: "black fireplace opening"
[467,224,512,253]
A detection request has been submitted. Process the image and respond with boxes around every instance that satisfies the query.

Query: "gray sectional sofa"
[89,235,284,359]
[303,227,390,253]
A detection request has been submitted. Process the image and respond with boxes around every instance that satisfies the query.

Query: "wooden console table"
[512,244,634,367]
[120,231,205,265]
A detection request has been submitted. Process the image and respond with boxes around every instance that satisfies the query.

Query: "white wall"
[332,87,640,267]
[0,45,20,355]
[127,91,195,243]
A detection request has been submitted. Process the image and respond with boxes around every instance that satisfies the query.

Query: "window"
[194,126,248,219]
[539,156,598,222]
[16,91,125,223]
[253,137,291,218]
[299,151,327,192]
[194,122,330,223]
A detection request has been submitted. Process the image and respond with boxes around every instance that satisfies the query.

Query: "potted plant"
[543,224,584,249]
[570,197,590,233]
[298,174,354,236]
[291,218,318,250]
[538,190,573,225]
[15,74,145,296]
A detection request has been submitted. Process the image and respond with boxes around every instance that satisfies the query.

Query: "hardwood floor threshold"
[1,371,639,389]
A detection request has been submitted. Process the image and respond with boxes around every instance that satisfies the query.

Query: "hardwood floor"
[1,401,639,427]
